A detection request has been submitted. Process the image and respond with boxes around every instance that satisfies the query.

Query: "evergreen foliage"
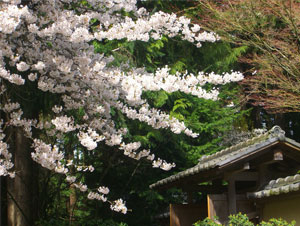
[194,213,296,226]
[0,1,252,225]
[43,11,250,226]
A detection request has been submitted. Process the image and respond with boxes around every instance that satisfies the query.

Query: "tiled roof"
[150,126,296,189]
[248,174,300,199]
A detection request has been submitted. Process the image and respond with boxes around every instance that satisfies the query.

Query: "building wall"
[170,203,207,226]
[262,196,300,225]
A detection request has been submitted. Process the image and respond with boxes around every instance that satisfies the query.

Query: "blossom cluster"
[0,0,244,214]
[94,11,219,45]
[77,129,105,151]
[0,121,14,178]
[121,104,199,137]
[0,140,14,177]
[87,186,110,202]
[110,199,127,214]
[31,139,68,174]
[51,116,76,133]
[1,100,36,138]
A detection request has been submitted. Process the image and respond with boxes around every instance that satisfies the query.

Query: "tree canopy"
[0,1,247,225]
[198,0,300,113]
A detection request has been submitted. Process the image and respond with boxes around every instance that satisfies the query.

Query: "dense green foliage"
[194,213,296,226]
[2,1,300,226]
[0,2,254,226]
[32,38,248,225]
[25,2,254,226]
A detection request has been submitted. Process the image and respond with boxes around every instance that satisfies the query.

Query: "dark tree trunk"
[68,184,77,224]
[274,113,286,131]
[7,127,35,226]
[66,144,76,225]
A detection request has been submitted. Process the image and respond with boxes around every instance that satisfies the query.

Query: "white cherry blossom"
[0,0,244,213]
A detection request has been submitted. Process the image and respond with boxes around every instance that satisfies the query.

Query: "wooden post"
[258,165,267,188]
[228,177,236,215]
[207,195,211,219]
[187,192,193,204]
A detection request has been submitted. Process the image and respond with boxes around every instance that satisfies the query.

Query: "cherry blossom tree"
[0,0,243,225]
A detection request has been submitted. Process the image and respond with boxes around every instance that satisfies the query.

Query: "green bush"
[228,213,254,226]
[194,217,220,226]
[260,218,296,226]
[194,213,296,226]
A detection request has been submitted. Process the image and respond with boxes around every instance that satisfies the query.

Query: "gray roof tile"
[150,126,297,189]
[248,174,300,199]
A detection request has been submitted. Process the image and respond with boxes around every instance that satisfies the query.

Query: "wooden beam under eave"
[219,141,279,171]
[282,141,300,152]
[256,150,284,166]
[223,162,251,179]
[281,149,300,164]
[182,184,227,193]
[233,171,258,182]
[245,149,284,169]
[227,177,236,215]
[273,149,283,160]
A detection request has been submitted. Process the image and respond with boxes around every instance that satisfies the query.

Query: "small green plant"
[194,217,221,226]
[260,218,296,226]
[194,213,296,226]
[228,213,254,226]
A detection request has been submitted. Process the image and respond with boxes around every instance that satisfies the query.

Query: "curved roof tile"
[150,126,295,190]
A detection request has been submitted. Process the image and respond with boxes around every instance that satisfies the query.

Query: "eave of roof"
[247,174,300,199]
[150,126,300,190]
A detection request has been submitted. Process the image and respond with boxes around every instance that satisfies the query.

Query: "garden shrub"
[194,213,295,226]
